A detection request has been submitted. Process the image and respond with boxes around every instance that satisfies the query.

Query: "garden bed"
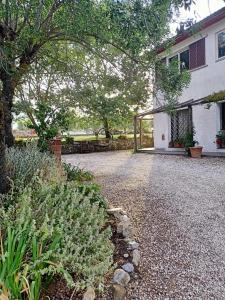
[0,145,114,300]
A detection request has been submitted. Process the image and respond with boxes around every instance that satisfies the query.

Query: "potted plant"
[173,137,184,148]
[184,128,203,158]
[216,130,225,149]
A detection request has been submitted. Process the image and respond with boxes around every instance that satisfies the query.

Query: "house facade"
[151,7,225,155]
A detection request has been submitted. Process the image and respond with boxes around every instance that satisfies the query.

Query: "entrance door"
[170,108,192,147]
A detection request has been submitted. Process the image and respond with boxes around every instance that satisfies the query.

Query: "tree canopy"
[0,0,194,193]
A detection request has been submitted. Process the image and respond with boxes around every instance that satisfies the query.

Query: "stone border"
[107,207,141,300]
[82,207,140,300]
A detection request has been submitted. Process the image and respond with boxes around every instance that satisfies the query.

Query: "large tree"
[69,51,150,138]
[0,0,193,193]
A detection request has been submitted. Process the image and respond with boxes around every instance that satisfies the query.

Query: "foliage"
[76,183,107,208]
[68,51,150,138]
[63,163,94,182]
[183,127,198,152]
[1,145,112,296]
[5,143,59,192]
[206,91,225,104]
[0,179,113,295]
[0,0,194,193]
[155,58,191,110]
[15,61,75,151]
[0,220,65,300]
[216,130,225,139]
[117,135,128,140]
[26,101,71,151]
[63,136,75,145]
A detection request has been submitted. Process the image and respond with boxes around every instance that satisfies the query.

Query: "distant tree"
[15,61,75,150]
[68,51,150,138]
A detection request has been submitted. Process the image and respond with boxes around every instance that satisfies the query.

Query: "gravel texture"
[63,151,225,300]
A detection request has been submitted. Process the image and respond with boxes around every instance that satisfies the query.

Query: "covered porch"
[133,100,194,155]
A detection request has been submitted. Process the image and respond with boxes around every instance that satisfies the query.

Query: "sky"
[171,0,225,33]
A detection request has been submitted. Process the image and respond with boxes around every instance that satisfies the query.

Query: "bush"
[5,143,59,191]
[63,163,93,182]
[76,183,107,208]
[63,136,74,145]
[117,135,128,140]
[0,179,113,297]
[2,144,113,297]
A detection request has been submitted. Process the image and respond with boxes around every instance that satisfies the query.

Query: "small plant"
[63,136,74,145]
[216,130,225,148]
[63,163,93,182]
[183,128,198,152]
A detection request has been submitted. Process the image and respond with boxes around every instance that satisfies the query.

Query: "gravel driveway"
[63,151,225,300]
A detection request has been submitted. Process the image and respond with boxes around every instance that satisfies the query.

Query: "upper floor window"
[218,30,225,59]
[167,37,205,72]
[180,49,189,70]
[168,50,189,71]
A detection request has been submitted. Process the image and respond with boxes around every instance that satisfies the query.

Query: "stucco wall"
[156,19,225,105]
[154,112,169,149]
[153,19,225,154]
[192,103,224,153]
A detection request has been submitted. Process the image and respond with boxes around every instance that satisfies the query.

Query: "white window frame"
[167,47,189,71]
[216,28,225,61]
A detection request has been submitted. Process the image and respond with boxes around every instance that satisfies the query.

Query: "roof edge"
[157,6,225,54]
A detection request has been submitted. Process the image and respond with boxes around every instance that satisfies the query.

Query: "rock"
[123,253,129,258]
[128,241,139,250]
[117,222,124,234]
[107,207,123,219]
[82,287,95,300]
[112,284,126,300]
[119,215,130,222]
[122,224,133,238]
[122,262,134,273]
[132,249,141,266]
[113,269,130,286]
[117,219,133,238]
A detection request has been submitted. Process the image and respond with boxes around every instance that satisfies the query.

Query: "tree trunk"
[103,118,111,139]
[0,101,9,194]
[0,73,15,193]
[2,72,15,147]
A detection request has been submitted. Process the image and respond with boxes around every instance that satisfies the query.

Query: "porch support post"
[139,118,142,148]
[188,105,192,131]
[134,116,138,152]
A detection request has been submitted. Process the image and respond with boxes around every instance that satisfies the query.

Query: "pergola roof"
[135,94,221,119]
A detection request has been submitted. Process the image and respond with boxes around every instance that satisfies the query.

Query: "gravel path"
[63,151,225,300]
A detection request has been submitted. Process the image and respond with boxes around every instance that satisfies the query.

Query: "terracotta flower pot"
[189,146,203,158]
[50,138,62,161]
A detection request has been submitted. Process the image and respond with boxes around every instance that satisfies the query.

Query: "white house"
[135,7,225,155]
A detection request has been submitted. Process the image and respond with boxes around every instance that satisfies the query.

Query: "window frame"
[216,28,225,61]
[167,47,190,72]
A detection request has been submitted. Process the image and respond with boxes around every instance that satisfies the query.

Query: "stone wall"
[62,136,153,154]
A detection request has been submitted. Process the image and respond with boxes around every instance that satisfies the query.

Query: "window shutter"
[189,38,205,70]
